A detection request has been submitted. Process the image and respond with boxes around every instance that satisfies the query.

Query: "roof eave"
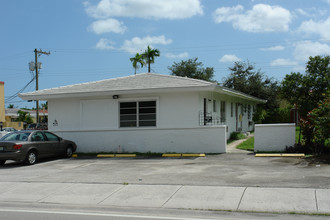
[19,85,216,100]
[215,86,267,103]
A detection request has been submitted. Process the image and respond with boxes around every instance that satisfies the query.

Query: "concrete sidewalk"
[0,181,329,214]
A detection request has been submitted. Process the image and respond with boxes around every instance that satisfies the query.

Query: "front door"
[236,103,243,132]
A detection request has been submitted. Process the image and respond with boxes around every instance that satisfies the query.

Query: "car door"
[44,132,63,156]
[31,131,51,158]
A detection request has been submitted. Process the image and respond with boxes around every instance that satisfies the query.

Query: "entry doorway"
[236,103,243,132]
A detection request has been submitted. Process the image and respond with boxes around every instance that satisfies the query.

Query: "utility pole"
[34,49,50,124]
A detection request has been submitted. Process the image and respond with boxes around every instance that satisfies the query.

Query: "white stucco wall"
[254,123,296,152]
[54,126,226,153]
[48,92,200,131]
[48,92,227,153]
[198,92,256,139]
[47,90,259,153]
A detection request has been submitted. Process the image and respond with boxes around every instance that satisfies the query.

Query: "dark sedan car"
[0,131,77,165]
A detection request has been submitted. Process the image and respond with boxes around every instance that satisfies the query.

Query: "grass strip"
[236,136,254,151]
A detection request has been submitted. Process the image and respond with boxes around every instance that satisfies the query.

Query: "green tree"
[16,110,33,124]
[41,102,48,110]
[308,98,330,148]
[281,55,330,148]
[130,53,145,75]
[281,56,330,117]
[223,61,279,123]
[142,45,160,73]
[168,57,215,82]
[7,104,14,108]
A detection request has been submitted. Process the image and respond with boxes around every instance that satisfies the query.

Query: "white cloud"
[95,38,115,50]
[219,54,241,63]
[213,5,244,23]
[165,52,189,59]
[324,0,330,4]
[295,8,309,17]
[270,58,298,66]
[271,41,330,70]
[298,17,330,41]
[84,0,203,19]
[213,4,292,33]
[88,18,127,34]
[261,45,285,51]
[120,35,172,54]
[293,41,330,62]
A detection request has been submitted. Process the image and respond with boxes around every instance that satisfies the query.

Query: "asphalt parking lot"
[1,153,329,189]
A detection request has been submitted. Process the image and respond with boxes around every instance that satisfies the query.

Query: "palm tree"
[16,110,33,124]
[130,53,145,75]
[142,45,160,73]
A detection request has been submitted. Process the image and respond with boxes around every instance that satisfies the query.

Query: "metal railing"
[199,112,226,126]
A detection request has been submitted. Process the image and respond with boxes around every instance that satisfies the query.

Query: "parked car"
[0,127,17,138]
[0,130,77,165]
[1,127,17,132]
[26,123,48,130]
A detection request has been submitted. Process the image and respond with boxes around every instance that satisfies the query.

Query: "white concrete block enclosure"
[254,123,296,152]
[19,73,266,153]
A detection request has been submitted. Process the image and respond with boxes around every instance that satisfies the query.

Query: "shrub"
[308,97,330,147]
[229,132,246,141]
[299,97,330,154]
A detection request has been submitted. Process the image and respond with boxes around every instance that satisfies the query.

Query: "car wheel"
[0,160,6,166]
[25,151,37,165]
[66,146,73,158]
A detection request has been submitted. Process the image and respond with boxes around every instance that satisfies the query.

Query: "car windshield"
[0,132,30,141]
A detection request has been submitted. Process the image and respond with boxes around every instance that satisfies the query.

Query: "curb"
[72,154,137,158]
[255,153,305,157]
[72,153,206,158]
[97,154,136,158]
[162,153,205,157]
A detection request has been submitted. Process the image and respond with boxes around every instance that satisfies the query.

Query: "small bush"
[229,132,246,141]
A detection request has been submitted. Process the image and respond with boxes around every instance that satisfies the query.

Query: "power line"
[0,51,31,63]
[5,76,36,103]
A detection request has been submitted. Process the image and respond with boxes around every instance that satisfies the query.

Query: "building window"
[120,101,156,127]
[213,100,216,112]
[231,102,233,117]
[220,101,226,122]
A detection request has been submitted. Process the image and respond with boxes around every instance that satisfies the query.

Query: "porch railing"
[199,111,226,126]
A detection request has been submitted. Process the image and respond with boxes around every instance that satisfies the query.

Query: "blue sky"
[1,0,330,108]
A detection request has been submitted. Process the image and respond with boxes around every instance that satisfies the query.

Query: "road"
[0,203,328,220]
[1,155,329,217]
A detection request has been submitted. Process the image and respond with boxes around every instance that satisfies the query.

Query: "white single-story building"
[19,73,266,153]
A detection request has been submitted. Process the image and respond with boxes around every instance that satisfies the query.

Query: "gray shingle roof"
[19,72,266,103]
[19,73,216,99]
